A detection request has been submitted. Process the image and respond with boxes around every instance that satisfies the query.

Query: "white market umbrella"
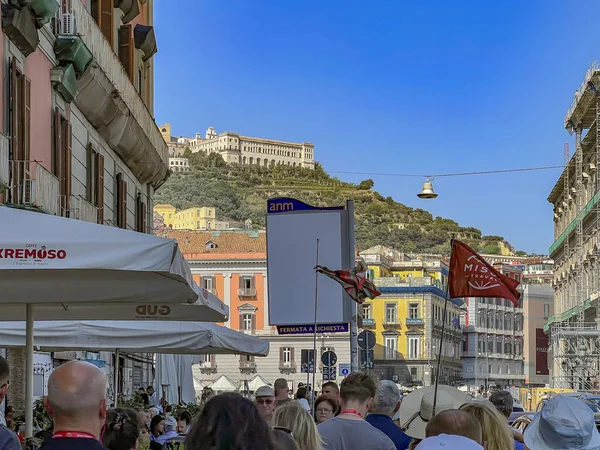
[0,286,229,322]
[0,207,199,435]
[248,375,271,392]
[155,354,179,406]
[209,375,238,393]
[157,354,197,405]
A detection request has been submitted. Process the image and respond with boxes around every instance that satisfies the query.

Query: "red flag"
[315,260,381,304]
[449,240,521,306]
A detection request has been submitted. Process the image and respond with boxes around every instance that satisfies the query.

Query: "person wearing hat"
[399,385,470,440]
[255,386,277,424]
[524,394,600,450]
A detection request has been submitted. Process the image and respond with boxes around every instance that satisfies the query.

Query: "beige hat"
[399,385,470,439]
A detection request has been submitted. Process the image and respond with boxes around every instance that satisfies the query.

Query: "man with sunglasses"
[255,386,277,424]
[0,356,21,450]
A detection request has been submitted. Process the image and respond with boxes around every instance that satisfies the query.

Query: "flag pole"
[312,238,320,412]
[432,238,453,416]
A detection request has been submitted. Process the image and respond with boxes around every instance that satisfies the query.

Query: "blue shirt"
[365,414,412,450]
[514,441,524,450]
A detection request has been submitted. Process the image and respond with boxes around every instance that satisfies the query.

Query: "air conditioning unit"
[392,375,399,382]
[23,179,35,205]
[60,13,76,35]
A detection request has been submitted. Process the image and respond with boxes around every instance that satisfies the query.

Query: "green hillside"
[155,152,515,255]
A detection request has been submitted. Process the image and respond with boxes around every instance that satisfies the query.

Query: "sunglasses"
[256,398,274,405]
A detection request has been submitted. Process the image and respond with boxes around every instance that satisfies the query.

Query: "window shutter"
[23,76,31,163]
[141,201,147,233]
[96,153,104,223]
[239,313,244,331]
[250,276,256,290]
[279,347,284,362]
[136,193,142,231]
[10,58,19,160]
[239,276,244,290]
[199,276,206,288]
[53,108,61,178]
[62,120,72,213]
[86,144,94,202]
[98,0,113,48]
[251,315,256,333]
[118,25,134,81]
[120,177,128,229]
[291,347,295,361]
[211,276,216,290]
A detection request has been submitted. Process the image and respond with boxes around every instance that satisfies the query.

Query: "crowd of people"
[1,355,600,449]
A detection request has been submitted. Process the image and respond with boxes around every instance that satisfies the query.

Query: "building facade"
[154,204,229,230]
[360,247,462,386]
[159,124,315,169]
[0,0,166,412]
[169,157,190,172]
[166,229,350,391]
[461,264,525,389]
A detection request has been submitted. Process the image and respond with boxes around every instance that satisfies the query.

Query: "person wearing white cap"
[415,434,484,450]
[399,385,470,440]
[524,394,600,450]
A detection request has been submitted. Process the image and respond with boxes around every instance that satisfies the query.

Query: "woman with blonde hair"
[459,400,514,450]
[272,402,323,450]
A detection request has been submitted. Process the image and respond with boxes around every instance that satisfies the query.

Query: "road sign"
[360,349,374,369]
[301,349,315,374]
[339,363,351,377]
[321,350,337,367]
[358,330,376,350]
[323,366,337,381]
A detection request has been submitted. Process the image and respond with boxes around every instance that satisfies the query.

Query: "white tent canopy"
[0,321,270,356]
[209,375,238,392]
[0,286,229,322]
[0,207,197,305]
[248,375,271,392]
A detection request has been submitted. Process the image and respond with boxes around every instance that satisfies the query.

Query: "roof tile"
[164,230,266,256]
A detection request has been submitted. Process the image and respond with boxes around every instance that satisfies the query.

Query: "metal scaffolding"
[548,61,600,389]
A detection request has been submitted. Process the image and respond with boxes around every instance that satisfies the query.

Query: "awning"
[134,24,157,61]
[114,0,140,23]
[209,375,239,392]
[0,321,270,356]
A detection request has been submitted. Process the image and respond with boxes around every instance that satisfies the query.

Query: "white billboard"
[266,198,353,326]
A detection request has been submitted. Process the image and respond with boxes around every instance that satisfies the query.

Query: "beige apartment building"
[159,124,315,169]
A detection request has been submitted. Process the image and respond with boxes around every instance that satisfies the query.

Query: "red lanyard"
[53,432,96,439]
[340,409,362,418]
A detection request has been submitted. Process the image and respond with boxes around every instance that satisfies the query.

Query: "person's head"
[103,408,140,450]
[295,387,308,400]
[415,434,484,450]
[177,411,192,434]
[524,395,600,450]
[139,410,151,425]
[459,401,513,450]
[488,391,513,420]
[274,378,289,399]
[272,402,323,450]
[150,415,165,437]
[163,417,177,434]
[339,372,378,417]
[149,407,159,419]
[0,356,10,405]
[4,406,15,422]
[314,395,338,424]
[146,386,154,396]
[372,380,401,417]
[255,385,276,423]
[425,409,483,445]
[321,382,339,398]
[138,387,146,393]
[185,393,278,450]
[138,425,151,450]
[44,360,108,438]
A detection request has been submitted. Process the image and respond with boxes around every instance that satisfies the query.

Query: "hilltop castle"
[159,124,315,169]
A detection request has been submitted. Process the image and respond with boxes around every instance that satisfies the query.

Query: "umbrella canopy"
[157,354,197,404]
[209,375,238,392]
[0,286,228,322]
[0,206,197,305]
[0,321,269,356]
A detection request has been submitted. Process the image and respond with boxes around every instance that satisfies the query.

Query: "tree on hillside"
[358,179,375,190]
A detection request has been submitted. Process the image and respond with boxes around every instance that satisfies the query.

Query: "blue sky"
[154,0,600,254]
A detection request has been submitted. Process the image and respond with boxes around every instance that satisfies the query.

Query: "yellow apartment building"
[154,204,218,230]
[360,246,462,386]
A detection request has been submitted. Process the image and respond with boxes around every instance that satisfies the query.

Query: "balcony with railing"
[362,318,376,327]
[0,134,9,190]
[383,317,401,328]
[8,161,60,216]
[69,194,99,223]
[278,361,297,372]
[406,317,424,326]
[67,0,169,188]
[238,288,257,297]
[374,276,444,289]
[239,360,257,371]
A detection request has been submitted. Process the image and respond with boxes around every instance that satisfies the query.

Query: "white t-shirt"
[297,398,311,412]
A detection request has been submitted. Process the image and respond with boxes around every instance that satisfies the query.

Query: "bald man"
[425,409,483,445]
[40,361,109,450]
